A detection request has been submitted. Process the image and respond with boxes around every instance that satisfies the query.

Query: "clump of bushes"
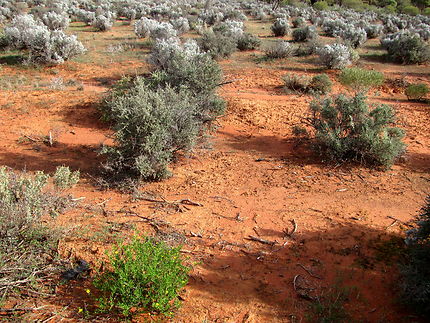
[3,14,85,65]
[283,73,332,95]
[237,32,261,51]
[317,43,357,69]
[0,166,78,300]
[307,93,405,168]
[198,30,237,59]
[340,27,367,48]
[292,26,318,42]
[365,24,383,39]
[401,196,430,316]
[94,236,190,317]
[93,14,114,32]
[405,83,429,101]
[381,32,430,64]
[271,18,291,37]
[265,40,296,58]
[101,39,224,181]
[339,67,385,91]
[41,12,70,30]
[292,17,306,28]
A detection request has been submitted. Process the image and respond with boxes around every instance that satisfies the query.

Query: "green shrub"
[402,4,420,14]
[339,67,385,91]
[93,236,190,317]
[309,73,332,95]
[401,196,430,316]
[198,30,237,59]
[237,32,261,51]
[308,93,405,168]
[424,7,430,15]
[313,0,330,10]
[342,0,364,9]
[53,166,80,189]
[405,83,429,101]
[0,167,74,300]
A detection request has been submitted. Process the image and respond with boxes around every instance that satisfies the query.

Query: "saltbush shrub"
[41,12,70,30]
[271,18,291,37]
[317,43,357,69]
[401,196,430,316]
[292,26,318,42]
[405,83,429,101]
[198,30,237,59]
[292,17,306,28]
[0,166,76,299]
[365,24,384,39]
[4,14,85,65]
[339,67,385,91]
[308,93,405,168]
[101,81,202,180]
[93,15,113,32]
[94,236,189,316]
[340,27,367,48]
[381,32,430,64]
[265,40,296,58]
[237,32,261,50]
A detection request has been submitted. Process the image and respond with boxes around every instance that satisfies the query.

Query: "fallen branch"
[245,235,277,246]
[284,219,297,238]
[0,305,48,314]
[293,274,300,291]
[297,263,322,279]
[387,216,413,228]
[386,219,398,230]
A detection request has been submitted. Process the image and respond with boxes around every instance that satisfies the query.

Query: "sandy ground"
[0,20,429,322]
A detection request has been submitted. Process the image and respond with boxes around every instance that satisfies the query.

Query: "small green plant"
[53,166,80,189]
[401,195,430,316]
[405,83,429,101]
[93,236,190,317]
[339,67,384,92]
[307,93,406,168]
[307,283,354,323]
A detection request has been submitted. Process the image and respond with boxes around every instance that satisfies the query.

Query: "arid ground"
[0,18,429,322]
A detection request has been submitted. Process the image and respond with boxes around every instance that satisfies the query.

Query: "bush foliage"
[307,93,405,168]
[94,236,190,317]
[0,166,77,300]
[339,67,385,91]
[405,83,429,101]
[401,196,430,316]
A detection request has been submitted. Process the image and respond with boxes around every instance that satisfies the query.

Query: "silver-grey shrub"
[340,26,367,48]
[317,43,356,69]
[271,18,291,37]
[41,11,70,30]
[93,14,113,31]
[265,40,296,58]
[171,17,190,35]
[4,14,85,65]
